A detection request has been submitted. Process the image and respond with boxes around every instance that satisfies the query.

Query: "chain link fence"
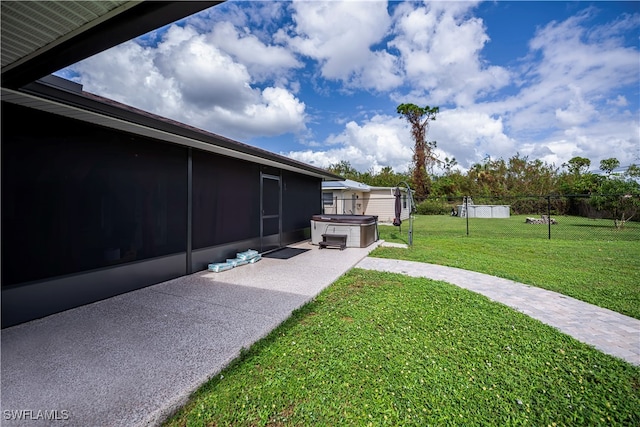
[414,194,640,241]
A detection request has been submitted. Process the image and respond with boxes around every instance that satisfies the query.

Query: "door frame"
[260,173,282,252]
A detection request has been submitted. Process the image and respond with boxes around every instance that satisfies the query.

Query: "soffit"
[1,1,221,88]
[2,1,136,73]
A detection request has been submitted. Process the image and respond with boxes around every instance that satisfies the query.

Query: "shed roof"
[322,180,413,192]
[322,179,372,192]
[369,186,408,192]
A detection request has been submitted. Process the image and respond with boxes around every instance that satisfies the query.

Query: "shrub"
[416,198,455,215]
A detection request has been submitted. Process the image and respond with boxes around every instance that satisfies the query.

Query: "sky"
[57,1,640,175]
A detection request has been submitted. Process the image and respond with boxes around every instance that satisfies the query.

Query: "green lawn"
[163,214,640,426]
[374,215,640,320]
[164,269,640,426]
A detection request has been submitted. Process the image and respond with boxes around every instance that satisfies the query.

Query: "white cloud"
[497,9,640,137]
[517,139,576,169]
[69,39,181,118]
[430,109,516,168]
[476,8,640,170]
[501,113,639,170]
[553,85,597,128]
[68,20,307,141]
[216,87,307,137]
[276,0,403,91]
[185,1,288,39]
[287,108,517,173]
[607,95,629,107]
[287,114,413,173]
[208,21,303,83]
[154,26,256,111]
[62,1,638,176]
[389,1,510,106]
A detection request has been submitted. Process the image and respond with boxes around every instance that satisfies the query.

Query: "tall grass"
[375,215,640,319]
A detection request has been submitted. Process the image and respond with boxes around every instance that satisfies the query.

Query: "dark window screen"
[282,171,321,232]
[2,103,187,287]
[192,149,260,249]
[262,177,280,216]
[262,217,280,236]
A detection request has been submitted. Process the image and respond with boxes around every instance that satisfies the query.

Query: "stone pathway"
[356,257,640,366]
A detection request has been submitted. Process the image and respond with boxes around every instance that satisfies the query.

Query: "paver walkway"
[357,257,640,366]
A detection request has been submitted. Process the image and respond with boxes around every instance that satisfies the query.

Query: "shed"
[322,179,371,215]
[322,180,412,223]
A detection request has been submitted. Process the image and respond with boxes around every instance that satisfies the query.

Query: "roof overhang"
[2,81,341,180]
[322,180,371,191]
[1,1,223,89]
[370,186,408,191]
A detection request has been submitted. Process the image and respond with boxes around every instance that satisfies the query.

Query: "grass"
[375,215,640,319]
[163,214,639,425]
[164,269,640,426]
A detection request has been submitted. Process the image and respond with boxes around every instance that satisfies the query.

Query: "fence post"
[547,196,551,240]
[465,196,469,236]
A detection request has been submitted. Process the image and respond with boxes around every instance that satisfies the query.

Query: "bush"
[509,198,550,215]
[416,198,456,215]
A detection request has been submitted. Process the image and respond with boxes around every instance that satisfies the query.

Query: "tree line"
[327,154,639,199]
[327,155,640,227]
[329,104,640,227]
[327,103,639,226]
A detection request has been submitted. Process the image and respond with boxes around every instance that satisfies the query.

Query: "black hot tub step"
[319,233,347,250]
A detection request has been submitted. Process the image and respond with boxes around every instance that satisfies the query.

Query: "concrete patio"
[1,241,380,426]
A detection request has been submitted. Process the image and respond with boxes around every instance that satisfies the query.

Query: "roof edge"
[3,82,342,181]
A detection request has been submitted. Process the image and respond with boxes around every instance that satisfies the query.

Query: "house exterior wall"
[282,170,321,238]
[2,103,189,288]
[1,102,323,327]
[322,188,411,222]
[322,190,366,215]
[322,190,337,214]
[365,188,411,223]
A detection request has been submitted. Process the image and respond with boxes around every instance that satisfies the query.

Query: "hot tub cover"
[311,214,378,224]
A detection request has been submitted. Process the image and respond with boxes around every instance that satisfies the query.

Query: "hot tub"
[310,214,378,248]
